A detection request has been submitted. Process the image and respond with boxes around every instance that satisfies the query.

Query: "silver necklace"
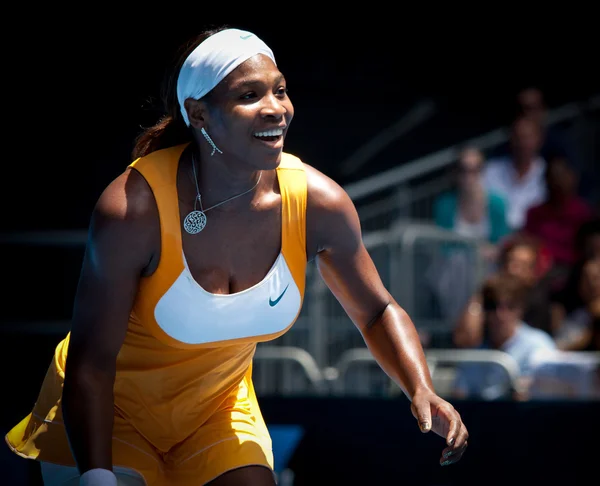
[183,155,262,234]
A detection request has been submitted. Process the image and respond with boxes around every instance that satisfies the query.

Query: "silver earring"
[201,127,223,156]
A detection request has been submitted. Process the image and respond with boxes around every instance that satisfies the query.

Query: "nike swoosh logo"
[240,34,253,40]
[269,284,289,307]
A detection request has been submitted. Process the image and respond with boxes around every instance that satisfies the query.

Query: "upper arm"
[304,165,395,330]
[489,193,511,239]
[66,168,159,374]
[482,162,498,190]
[523,205,537,233]
[432,192,452,229]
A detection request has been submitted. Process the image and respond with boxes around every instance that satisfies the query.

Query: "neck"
[191,150,264,211]
[512,156,535,178]
[459,187,484,204]
[458,188,486,221]
[489,322,519,349]
[547,192,571,207]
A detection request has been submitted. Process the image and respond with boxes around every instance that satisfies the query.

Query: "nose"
[260,93,287,119]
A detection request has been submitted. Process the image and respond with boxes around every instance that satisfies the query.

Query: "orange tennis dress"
[6,143,307,485]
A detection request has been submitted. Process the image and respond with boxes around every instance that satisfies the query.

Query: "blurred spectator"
[491,87,577,165]
[483,116,547,231]
[575,218,600,261]
[522,155,594,287]
[551,219,600,321]
[552,257,600,351]
[433,146,510,262]
[516,87,577,164]
[515,86,600,207]
[453,234,555,348]
[585,317,600,351]
[452,272,556,400]
[527,346,600,400]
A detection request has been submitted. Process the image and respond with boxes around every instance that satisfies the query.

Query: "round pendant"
[183,210,207,234]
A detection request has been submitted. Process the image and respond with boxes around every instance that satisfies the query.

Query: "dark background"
[3,9,599,232]
[2,8,599,485]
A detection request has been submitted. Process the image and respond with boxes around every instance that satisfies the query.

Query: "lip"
[255,125,287,132]
[253,125,287,136]
[253,134,284,150]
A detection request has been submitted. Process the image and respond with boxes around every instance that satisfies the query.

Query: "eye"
[240,91,257,100]
[276,86,288,97]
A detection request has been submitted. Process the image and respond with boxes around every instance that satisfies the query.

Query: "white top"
[153,252,302,345]
[454,212,490,240]
[482,155,547,230]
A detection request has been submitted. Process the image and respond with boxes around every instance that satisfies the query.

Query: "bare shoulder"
[303,163,352,211]
[89,167,159,270]
[66,166,160,364]
[303,162,362,256]
[95,167,157,225]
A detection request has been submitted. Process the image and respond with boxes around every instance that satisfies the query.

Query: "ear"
[183,98,207,129]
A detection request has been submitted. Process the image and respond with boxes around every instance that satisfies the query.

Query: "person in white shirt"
[453,272,556,400]
[483,116,547,231]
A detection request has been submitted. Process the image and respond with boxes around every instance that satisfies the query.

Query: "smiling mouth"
[254,128,284,143]
[255,135,280,142]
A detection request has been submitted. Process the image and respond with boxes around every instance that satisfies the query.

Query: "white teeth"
[254,128,283,138]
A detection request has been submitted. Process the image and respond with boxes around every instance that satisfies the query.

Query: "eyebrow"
[233,74,286,90]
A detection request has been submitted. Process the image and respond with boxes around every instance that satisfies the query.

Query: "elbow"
[62,365,116,421]
[361,300,410,332]
[452,327,469,347]
[363,301,393,330]
[453,329,481,348]
[360,301,412,340]
[63,358,116,399]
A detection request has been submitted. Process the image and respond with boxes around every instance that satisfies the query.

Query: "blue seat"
[267,424,304,474]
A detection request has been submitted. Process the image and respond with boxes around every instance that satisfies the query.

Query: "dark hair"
[498,233,540,268]
[544,153,576,176]
[575,218,600,255]
[131,25,231,160]
[510,114,543,135]
[482,273,529,310]
[445,145,484,188]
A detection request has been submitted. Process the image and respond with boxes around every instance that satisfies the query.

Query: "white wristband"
[79,468,118,486]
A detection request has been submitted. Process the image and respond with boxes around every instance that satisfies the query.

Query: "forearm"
[453,297,484,348]
[62,369,115,474]
[360,303,435,399]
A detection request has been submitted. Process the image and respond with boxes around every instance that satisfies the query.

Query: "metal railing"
[349,94,600,231]
[1,222,487,368]
[252,345,600,401]
[2,223,599,401]
[253,345,524,400]
[272,222,486,369]
[2,95,598,401]
[252,345,328,396]
[528,350,600,400]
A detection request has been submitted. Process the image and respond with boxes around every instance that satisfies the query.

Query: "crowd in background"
[429,87,600,401]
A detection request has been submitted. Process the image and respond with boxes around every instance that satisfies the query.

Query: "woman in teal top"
[433,146,510,245]
[427,147,511,323]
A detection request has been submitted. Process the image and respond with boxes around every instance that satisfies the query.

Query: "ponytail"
[131,114,192,160]
[130,26,230,161]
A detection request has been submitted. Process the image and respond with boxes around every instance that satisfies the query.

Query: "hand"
[479,243,499,263]
[410,390,469,466]
[588,297,600,318]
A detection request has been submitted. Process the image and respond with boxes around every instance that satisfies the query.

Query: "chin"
[256,151,283,171]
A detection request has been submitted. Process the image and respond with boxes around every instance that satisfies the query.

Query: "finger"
[441,437,468,460]
[410,398,432,433]
[445,415,462,446]
[441,431,469,466]
[440,439,468,466]
[451,422,469,450]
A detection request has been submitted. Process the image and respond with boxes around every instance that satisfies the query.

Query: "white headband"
[176,28,276,126]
